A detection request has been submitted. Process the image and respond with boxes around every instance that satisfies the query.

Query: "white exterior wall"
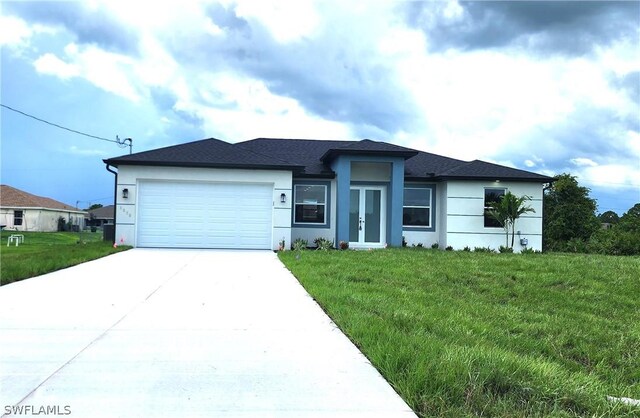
[445,181,544,252]
[114,165,292,250]
[291,179,337,247]
[1,208,85,232]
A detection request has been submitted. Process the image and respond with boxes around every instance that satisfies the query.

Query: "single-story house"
[86,205,115,227]
[103,138,553,252]
[0,185,87,232]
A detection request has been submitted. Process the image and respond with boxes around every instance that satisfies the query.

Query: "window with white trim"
[403,187,431,227]
[294,185,327,224]
[484,188,506,227]
[14,210,23,226]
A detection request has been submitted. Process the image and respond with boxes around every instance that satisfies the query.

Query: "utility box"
[520,237,528,246]
[103,224,115,242]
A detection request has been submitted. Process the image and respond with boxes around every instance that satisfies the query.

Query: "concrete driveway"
[0,249,416,417]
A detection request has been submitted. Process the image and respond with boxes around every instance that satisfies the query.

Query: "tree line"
[544,173,640,255]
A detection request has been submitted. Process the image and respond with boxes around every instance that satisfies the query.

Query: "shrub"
[474,246,495,253]
[413,243,424,248]
[431,242,439,249]
[520,247,540,255]
[588,229,640,256]
[57,217,66,232]
[564,237,589,253]
[499,245,514,253]
[339,240,349,250]
[402,236,407,247]
[314,237,333,251]
[445,246,453,251]
[462,246,471,252]
[291,238,308,251]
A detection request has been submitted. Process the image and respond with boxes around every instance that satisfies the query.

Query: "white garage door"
[137,181,273,249]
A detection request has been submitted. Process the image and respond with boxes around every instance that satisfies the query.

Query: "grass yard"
[1,231,130,285]
[279,249,640,417]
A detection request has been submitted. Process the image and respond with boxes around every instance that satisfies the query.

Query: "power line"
[1,103,132,152]
[1,103,117,143]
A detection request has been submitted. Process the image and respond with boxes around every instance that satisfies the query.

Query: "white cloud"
[570,157,598,167]
[33,43,141,102]
[34,53,80,79]
[173,72,351,140]
[0,15,57,51]
[580,163,640,189]
[235,0,320,43]
[0,15,32,47]
[68,145,106,156]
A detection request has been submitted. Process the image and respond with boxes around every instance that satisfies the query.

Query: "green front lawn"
[1,231,130,285]
[279,249,640,417]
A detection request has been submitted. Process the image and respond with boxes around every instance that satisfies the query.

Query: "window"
[294,185,326,224]
[14,210,23,226]
[484,188,506,227]
[403,187,431,227]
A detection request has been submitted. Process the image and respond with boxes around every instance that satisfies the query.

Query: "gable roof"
[88,205,115,219]
[105,137,553,182]
[0,185,85,212]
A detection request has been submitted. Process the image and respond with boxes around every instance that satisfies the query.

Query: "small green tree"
[544,173,599,250]
[618,203,640,233]
[486,192,535,249]
[85,203,103,211]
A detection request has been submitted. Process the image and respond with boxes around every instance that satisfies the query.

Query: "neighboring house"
[86,205,115,227]
[0,185,87,232]
[103,138,553,252]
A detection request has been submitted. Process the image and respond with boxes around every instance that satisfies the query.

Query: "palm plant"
[486,192,535,248]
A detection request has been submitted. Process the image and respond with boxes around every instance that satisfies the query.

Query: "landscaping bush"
[431,242,439,249]
[314,237,333,251]
[520,247,540,255]
[339,240,349,250]
[499,245,514,253]
[474,246,495,253]
[291,238,308,251]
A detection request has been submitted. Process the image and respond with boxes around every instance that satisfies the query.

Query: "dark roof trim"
[436,175,554,182]
[102,160,305,172]
[320,148,419,163]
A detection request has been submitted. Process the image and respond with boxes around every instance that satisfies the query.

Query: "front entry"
[349,186,387,248]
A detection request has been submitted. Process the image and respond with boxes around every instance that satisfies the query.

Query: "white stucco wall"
[113,165,292,250]
[445,181,544,252]
[1,208,85,232]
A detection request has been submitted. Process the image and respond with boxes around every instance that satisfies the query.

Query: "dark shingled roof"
[88,205,115,220]
[438,160,552,181]
[105,137,553,182]
[319,139,419,162]
[104,138,304,171]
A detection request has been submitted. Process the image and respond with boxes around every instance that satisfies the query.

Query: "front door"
[349,186,386,248]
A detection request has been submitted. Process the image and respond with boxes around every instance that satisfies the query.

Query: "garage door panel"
[137,181,273,249]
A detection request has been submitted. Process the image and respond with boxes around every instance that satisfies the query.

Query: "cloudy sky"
[1,0,638,214]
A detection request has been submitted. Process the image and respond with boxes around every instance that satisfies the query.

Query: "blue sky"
[1,1,638,214]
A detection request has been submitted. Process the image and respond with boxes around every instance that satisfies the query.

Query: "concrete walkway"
[0,249,416,417]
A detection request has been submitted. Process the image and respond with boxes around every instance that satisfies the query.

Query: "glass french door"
[349,186,386,248]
